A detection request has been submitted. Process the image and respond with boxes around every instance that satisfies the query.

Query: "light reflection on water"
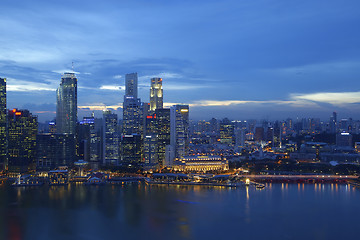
[0,183,359,240]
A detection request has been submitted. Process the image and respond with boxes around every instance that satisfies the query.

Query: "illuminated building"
[49,170,68,185]
[56,72,77,135]
[0,78,7,170]
[85,115,102,169]
[144,113,157,165]
[48,120,56,133]
[144,135,157,164]
[155,108,170,165]
[121,134,142,164]
[103,110,119,165]
[170,105,189,159]
[150,78,163,111]
[143,109,171,166]
[219,118,234,144]
[8,109,37,173]
[355,142,360,153]
[173,155,229,172]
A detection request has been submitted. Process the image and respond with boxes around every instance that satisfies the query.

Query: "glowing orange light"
[12,109,16,113]
[15,112,21,116]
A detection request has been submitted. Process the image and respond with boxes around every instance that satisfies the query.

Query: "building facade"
[103,110,119,166]
[170,105,189,159]
[56,73,77,135]
[150,78,163,112]
[8,109,37,173]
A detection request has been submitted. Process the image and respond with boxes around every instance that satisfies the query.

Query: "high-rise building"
[0,78,7,170]
[36,133,76,171]
[56,73,77,135]
[156,108,170,165]
[103,110,119,166]
[170,105,189,159]
[8,109,37,173]
[125,73,138,99]
[123,73,144,135]
[150,78,163,112]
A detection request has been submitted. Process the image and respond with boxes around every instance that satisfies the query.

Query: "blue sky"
[1,0,360,122]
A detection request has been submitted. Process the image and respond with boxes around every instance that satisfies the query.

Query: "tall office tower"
[103,110,119,166]
[170,105,189,159]
[144,113,157,164]
[77,118,92,162]
[0,78,7,170]
[125,73,138,99]
[123,73,141,134]
[156,108,170,165]
[80,114,102,168]
[8,109,37,173]
[150,78,163,112]
[329,112,337,133]
[56,73,77,135]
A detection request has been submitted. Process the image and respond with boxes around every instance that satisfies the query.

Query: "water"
[0,183,359,240]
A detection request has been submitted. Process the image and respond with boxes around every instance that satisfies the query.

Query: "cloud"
[188,99,318,108]
[291,91,360,105]
[78,103,123,111]
[99,85,124,91]
[113,75,122,79]
[139,72,182,82]
[7,78,56,92]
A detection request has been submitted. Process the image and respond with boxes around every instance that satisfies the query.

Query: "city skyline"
[1,0,360,121]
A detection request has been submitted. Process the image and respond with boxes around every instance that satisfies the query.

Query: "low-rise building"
[173,155,228,172]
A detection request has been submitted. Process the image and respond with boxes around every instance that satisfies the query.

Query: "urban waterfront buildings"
[0,78,7,170]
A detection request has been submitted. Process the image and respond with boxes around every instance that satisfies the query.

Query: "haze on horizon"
[1,0,360,122]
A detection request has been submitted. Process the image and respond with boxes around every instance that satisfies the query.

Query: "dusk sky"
[1,0,360,122]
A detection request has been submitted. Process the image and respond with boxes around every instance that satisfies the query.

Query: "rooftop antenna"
[72,62,74,72]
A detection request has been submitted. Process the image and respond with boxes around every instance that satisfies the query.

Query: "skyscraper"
[170,105,189,159]
[56,73,77,135]
[125,73,138,99]
[123,73,142,135]
[8,109,37,173]
[103,110,119,166]
[0,78,7,170]
[155,108,170,165]
[150,78,163,112]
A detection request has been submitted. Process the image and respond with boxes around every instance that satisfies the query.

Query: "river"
[0,183,358,240]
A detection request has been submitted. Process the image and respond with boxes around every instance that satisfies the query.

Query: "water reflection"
[0,183,359,240]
